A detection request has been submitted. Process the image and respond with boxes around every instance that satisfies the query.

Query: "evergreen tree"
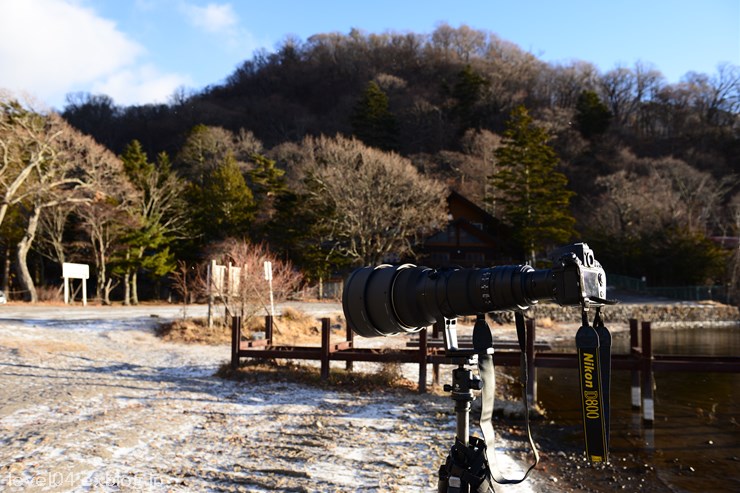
[121,139,152,182]
[119,141,188,303]
[191,154,255,242]
[246,154,289,234]
[575,90,612,140]
[489,106,576,263]
[267,190,346,283]
[350,81,398,151]
[452,65,489,131]
[247,154,286,197]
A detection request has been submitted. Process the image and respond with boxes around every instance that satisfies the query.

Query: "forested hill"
[63,26,739,175]
[58,25,740,288]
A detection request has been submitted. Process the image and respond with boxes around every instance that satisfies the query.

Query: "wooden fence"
[231,316,740,422]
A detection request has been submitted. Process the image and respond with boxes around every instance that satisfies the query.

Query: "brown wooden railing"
[231,316,740,422]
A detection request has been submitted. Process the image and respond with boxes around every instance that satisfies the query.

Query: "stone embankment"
[528,301,740,326]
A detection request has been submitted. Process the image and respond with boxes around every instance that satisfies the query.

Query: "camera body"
[550,243,606,306]
[343,243,606,338]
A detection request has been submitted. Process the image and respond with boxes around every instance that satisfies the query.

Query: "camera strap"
[575,308,611,463]
[476,311,539,485]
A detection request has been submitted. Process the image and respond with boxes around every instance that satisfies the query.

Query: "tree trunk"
[104,277,115,305]
[2,245,11,294]
[123,268,131,306]
[16,205,42,302]
[132,271,139,305]
[96,249,107,304]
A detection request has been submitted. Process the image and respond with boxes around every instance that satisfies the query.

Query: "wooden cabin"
[418,191,520,268]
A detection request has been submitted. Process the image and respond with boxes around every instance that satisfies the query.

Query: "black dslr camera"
[342,243,612,490]
[343,242,607,338]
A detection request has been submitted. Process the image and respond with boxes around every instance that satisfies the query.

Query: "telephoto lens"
[342,263,554,338]
[342,243,606,338]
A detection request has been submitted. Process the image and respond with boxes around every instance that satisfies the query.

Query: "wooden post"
[629,319,641,409]
[320,317,331,380]
[641,321,654,425]
[432,319,442,387]
[526,318,536,406]
[265,315,273,344]
[231,316,241,370]
[418,327,428,394]
[207,260,215,329]
[345,321,354,372]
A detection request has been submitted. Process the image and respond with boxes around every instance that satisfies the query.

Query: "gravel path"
[0,306,555,492]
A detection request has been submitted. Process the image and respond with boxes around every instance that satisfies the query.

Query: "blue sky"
[1,0,738,110]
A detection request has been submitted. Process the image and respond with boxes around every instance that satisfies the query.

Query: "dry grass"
[158,307,419,392]
[155,318,232,345]
[154,307,344,346]
[216,359,417,393]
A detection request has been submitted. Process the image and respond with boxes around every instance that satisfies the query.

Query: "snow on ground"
[0,305,556,492]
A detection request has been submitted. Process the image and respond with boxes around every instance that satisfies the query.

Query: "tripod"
[437,317,494,493]
[437,313,540,493]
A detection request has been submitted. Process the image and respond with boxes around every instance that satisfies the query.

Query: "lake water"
[536,326,739,492]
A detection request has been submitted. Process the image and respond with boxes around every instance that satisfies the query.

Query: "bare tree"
[682,63,740,127]
[3,93,139,301]
[543,61,600,109]
[1,95,133,301]
[35,203,75,265]
[175,124,263,182]
[592,150,731,238]
[460,128,502,208]
[726,194,740,301]
[599,66,638,127]
[297,135,448,265]
[203,239,302,321]
[450,24,487,61]
[648,156,733,233]
[0,95,58,229]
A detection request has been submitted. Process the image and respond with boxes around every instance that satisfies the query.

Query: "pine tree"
[246,154,288,234]
[191,154,255,242]
[575,90,612,140]
[120,139,152,183]
[350,81,398,151]
[490,106,576,263]
[247,154,286,198]
[267,190,345,283]
[119,140,187,303]
[452,64,489,130]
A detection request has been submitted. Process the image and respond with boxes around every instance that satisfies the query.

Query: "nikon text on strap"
[575,309,611,463]
[593,309,611,451]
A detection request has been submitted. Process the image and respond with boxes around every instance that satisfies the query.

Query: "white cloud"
[179,1,264,57]
[181,2,238,34]
[0,0,190,108]
[92,64,192,106]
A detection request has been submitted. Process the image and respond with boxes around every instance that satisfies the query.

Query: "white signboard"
[211,263,226,294]
[264,261,275,317]
[228,266,241,297]
[63,263,89,279]
[62,262,89,305]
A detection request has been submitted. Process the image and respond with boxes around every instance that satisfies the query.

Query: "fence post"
[418,327,428,394]
[265,315,273,343]
[346,320,354,372]
[629,319,641,409]
[321,317,331,380]
[641,321,654,425]
[526,318,536,406]
[432,320,443,387]
[231,316,241,370]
